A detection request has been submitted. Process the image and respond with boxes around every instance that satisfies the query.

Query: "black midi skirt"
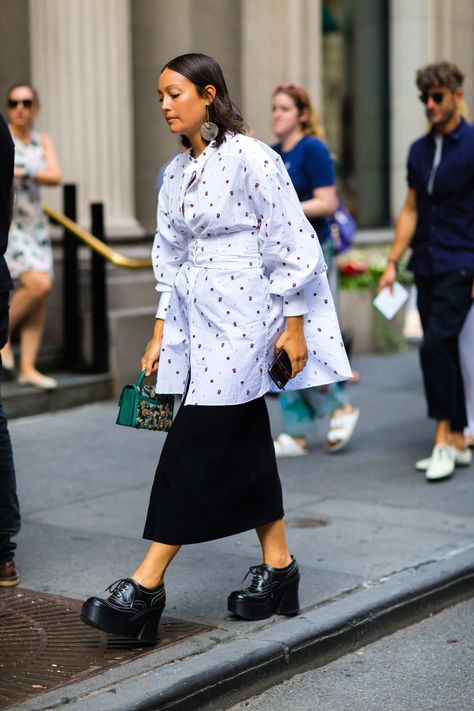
[143,396,284,545]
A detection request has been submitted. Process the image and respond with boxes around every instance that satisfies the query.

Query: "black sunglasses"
[8,99,34,109]
[419,91,444,105]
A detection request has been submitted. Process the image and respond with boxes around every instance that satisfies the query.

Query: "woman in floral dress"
[81,54,351,644]
[1,84,61,389]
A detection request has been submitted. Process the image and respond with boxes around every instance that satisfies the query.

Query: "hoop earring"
[200,104,218,142]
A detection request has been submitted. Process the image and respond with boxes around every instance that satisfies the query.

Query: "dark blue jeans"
[0,290,20,562]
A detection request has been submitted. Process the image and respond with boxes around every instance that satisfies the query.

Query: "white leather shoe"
[425,445,455,481]
[455,447,472,467]
[415,455,433,472]
[274,433,309,458]
[416,446,472,471]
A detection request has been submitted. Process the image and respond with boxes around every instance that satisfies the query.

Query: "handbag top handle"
[136,369,147,387]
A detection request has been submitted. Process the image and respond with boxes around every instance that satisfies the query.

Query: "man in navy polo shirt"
[380,61,474,482]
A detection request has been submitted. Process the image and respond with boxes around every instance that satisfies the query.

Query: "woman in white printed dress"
[1,84,61,389]
[81,54,351,643]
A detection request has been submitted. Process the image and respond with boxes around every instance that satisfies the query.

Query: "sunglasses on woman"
[8,99,34,109]
[419,92,444,105]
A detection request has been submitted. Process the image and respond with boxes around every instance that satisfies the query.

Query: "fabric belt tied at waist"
[187,238,262,269]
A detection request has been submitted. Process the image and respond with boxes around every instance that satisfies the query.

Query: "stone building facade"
[1,0,473,235]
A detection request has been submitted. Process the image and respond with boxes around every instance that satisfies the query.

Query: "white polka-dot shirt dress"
[152,133,352,406]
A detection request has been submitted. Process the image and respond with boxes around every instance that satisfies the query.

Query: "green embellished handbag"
[116,370,174,432]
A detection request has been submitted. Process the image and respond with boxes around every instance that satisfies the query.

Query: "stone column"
[390,0,474,220]
[447,0,474,113]
[241,0,322,145]
[389,0,434,219]
[131,0,243,234]
[29,0,143,237]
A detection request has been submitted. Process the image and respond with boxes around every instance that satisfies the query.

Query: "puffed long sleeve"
[248,161,327,316]
[153,133,352,405]
[152,178,188,319]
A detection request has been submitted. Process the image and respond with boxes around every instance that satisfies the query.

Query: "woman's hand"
[141,319,164,377]
[275,315,308,378]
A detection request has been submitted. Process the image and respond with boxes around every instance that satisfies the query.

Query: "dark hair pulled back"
[161,53,246,147]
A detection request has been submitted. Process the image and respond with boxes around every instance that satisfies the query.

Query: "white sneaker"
[274,433,309,458]
[425,445,456,481]
[415,446,472,471]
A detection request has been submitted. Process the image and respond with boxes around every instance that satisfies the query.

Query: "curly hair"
[161,53,246,147]
[416,61,464,93]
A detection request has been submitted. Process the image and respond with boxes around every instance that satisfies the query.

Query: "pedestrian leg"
[416,271,473,480]
[227,519,300,620]
[131,541,181,588]
[0,290,21,585]
[459,304,474,440]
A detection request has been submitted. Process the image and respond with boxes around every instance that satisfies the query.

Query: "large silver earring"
[200,105,218,142]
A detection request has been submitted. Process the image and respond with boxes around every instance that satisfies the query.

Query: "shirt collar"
[182,140,217,175]
[429,116,466,144]
[448,116,465,142]
[187,140,217,165]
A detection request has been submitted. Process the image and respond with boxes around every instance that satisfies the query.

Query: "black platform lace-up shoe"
[227,555,300,620]
[80,578,166,643]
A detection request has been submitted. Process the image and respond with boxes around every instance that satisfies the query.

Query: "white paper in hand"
[373,282,409,320]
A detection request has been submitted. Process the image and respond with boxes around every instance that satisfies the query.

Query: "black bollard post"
[62,184,83,369]
[90,203,109,373]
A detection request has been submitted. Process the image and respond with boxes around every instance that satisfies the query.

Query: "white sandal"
[325,407,360,453]
[274,433,309,458]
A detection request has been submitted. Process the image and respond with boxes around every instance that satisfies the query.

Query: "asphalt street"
[227,596,474,711]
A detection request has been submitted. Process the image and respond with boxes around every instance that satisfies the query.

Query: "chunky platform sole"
[227,575,300,621]
[80,600,164,643]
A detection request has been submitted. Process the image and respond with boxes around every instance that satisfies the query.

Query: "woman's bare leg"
[131,542,181,588]
[0,288,36,365]
[0,272,52,372]
[256,519,292,568]
[19,300,47,376]
[6,288,39,333]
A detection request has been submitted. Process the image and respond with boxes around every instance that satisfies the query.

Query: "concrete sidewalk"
[6,349,474,710]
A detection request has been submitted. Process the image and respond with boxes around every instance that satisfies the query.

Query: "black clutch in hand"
[268,350,292,389]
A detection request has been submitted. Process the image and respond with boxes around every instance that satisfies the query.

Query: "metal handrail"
[42,202,152,269]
